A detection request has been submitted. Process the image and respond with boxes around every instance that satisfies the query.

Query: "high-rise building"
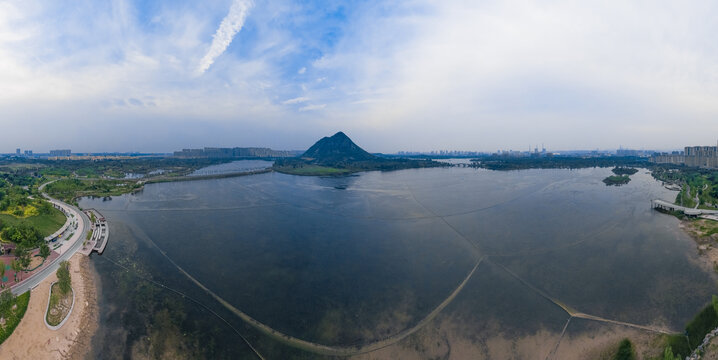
[49,149,72,157]
[684,146,718,168]
[16,148,20,156]
[651,142,718,168]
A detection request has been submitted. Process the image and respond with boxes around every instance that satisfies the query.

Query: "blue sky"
[1,0,717,153]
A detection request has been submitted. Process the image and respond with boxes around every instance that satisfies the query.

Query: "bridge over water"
[652,199,718,216]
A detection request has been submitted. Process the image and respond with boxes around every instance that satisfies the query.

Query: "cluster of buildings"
[651,144,718,168]
[173,147,295,159]
[396,150,486,157]
[8,148,71,159]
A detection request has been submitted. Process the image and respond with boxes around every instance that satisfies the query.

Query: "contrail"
[197,0,253,74]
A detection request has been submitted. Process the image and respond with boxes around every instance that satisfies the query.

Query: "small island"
[603,175,631,186]
[273,132,444,176]
[611,166,639,175]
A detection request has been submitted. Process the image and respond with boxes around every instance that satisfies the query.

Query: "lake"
[81,164,716,359]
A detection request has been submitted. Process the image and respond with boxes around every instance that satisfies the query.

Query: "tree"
[39,242,51,260]
[11,259,22,281]
[613,339,636,360]
[663,346,680,360]
[0,290,13,308]
[56,260,71,294]
[0,223,43,248]
[0,260,5,288]
[37,200,53,215]
[15,246,31,270]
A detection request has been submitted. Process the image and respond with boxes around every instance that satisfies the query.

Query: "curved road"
[10,183,90,296]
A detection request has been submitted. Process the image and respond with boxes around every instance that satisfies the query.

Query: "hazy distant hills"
[301,131,376,166]
[273,131,444,176]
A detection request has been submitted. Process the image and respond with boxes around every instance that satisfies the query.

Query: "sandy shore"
[679,219,718,274]
[0,254,98,360]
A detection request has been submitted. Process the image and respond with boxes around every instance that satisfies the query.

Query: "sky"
[1,0,717,153]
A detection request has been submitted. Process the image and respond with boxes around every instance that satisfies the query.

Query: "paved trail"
[145,232,486,356]
[493,260,676,335]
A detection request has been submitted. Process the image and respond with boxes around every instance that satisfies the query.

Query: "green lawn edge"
[0,292,30,345]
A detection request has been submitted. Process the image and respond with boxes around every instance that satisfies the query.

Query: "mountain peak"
[302,132,375,165]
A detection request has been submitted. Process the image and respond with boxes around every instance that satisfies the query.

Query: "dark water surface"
[82,166,716,358]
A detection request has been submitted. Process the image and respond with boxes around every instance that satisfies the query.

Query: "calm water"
[82,165,716,358]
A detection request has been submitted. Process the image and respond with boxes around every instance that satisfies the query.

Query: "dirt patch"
[0,254,98,360]
[348,315,668,360]
[680,219,718,273]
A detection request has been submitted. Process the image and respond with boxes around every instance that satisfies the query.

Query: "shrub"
[56,260,71,294]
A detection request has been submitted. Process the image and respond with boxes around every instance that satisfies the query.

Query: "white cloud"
[2,1,718,153]
[196,0,253,74]
[282,96,310,105]
[299,104,326,112]
[300,1,718,151]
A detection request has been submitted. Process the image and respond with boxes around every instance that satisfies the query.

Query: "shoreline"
[0,254,98,359]
[679,218,718,275]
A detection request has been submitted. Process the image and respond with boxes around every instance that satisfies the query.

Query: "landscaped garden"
[46,261,73,327]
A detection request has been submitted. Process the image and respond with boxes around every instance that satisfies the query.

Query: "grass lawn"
[0,206,66,238]
[274,165,352,176]
[0,292,30,345]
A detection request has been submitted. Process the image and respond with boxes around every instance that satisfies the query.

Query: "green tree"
[56,260,71,294]
[0,223,43,248]
[11,259,22,281]
[663,346,680,360]
[0,289,13,308]
[0,260,5,288]
[39,242,51,260]
[37,200,53,215]
[14,246,31,270]
[613,339,636,360]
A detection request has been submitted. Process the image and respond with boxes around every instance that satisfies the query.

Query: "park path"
[493,260,676,335]
[144,232,486,356]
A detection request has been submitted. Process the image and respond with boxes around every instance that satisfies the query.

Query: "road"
[10,187,90,296]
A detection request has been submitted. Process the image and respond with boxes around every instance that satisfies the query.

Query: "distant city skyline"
[2,1,718,153]
[2,145,685,157]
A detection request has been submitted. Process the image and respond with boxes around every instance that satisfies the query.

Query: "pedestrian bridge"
[651,199,718,216]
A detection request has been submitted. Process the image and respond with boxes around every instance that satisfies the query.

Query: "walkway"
[78,209,109,255]
[9,187,90,296]
[493,260,676,335]
[652,199,718,216]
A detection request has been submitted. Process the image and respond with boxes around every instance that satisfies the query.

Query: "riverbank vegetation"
[652,167,718,209]
[0,291,30,345]
[469,156,648,171]
[44,179,143,203]
[273,163,352,176]
[612,338,636,360]
[660,296,718,357]
[46,261,72,326]
[273,158,444,176]
[1,157,234,180]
